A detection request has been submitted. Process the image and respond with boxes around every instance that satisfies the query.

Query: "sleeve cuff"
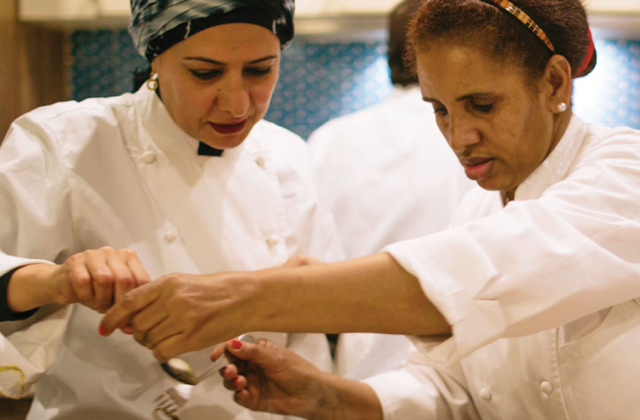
[363,370,438,420]
[1,268,38,322]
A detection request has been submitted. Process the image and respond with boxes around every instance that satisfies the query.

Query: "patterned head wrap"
[130,0,296,62]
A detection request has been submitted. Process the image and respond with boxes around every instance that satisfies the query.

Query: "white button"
[266,235,280,247]
[540,381,553,395]
[164,232,177,244]
[140,151,157,164]
[255,156,266,169]
[480,388,492,402]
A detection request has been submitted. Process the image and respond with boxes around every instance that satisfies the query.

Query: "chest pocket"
[559,300,640,363]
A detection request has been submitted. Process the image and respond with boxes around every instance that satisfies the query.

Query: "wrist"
[306,372,342,420]
[8,264,58,312]
[245,267,290,332]
[312,374,383,420]
[222,269,273,333]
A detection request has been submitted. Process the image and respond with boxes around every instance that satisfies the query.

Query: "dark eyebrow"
[183,55,278,65]
[456,92,495,101]
[423,92,496,103]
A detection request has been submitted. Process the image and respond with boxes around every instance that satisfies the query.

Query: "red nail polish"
[231,339,243,350]
[98,325,108,336]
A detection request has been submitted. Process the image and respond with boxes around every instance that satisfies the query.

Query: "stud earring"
[147,72,159,91]
[557,102,567,113]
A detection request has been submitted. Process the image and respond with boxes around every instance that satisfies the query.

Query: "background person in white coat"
[102,0,640,419]
[308,0,473,381]
[0,1,343,419]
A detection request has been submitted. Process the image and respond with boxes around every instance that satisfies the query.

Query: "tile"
[70,30,640,139]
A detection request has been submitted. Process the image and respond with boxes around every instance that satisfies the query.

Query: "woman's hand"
[214,339,338,420]
[99,254,323,359]
[99,272,257,360]
[214,339,383,420]
[8,247,151,314]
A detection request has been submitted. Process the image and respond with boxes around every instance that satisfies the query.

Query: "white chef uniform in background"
[363,116,640,419]
[308,86,473,381]
[0,86,343,420]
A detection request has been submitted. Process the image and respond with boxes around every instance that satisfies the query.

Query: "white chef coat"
[308,86,473,381]
[0,86,343,420]
[308,85,473,260]
[365,115,640,419]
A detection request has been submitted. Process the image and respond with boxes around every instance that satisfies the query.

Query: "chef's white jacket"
[0,87,343,420]
[308,86,473,260]
[308,86,473,380]
[365,116,640,419]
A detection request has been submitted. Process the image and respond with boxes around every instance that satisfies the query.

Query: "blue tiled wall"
[70,30,640,139]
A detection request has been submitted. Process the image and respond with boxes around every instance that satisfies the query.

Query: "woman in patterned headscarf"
[0,1,342,418]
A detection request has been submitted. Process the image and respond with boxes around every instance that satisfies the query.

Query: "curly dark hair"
[406,0,596,82]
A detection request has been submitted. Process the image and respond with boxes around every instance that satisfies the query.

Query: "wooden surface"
[0,399,32,420]
[0,0,67,142]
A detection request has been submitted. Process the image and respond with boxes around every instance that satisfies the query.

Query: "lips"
[462,157,496,181]
[210,120,248,135]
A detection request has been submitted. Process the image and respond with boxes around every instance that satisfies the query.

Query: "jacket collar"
[134,87,241,159]
[515,114,588,201]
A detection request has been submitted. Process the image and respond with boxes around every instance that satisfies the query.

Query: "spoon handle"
[194,334,257,383]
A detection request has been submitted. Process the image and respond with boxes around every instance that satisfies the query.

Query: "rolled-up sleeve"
[384,137,640,366]
[363,352,480,420]
[0,115,77,398]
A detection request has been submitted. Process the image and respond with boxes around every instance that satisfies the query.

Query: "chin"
[204,135,247,149]
[201,126,252,149]
[476,175,511,192]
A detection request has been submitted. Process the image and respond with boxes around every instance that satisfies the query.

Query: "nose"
[216,73,250,118]
[447,114,481,155]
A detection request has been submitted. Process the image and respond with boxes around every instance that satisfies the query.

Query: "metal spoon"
[159,334,256,385]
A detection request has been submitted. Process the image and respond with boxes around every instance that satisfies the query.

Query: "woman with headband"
[0,0,342,418]
[102,0,640,418]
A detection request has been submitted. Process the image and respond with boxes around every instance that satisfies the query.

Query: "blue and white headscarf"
[130,0,295,62]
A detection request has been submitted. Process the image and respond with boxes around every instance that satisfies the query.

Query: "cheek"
[251,76,279,113]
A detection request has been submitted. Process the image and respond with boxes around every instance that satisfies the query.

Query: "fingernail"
[98,325,108,336]
[231,339,243,350]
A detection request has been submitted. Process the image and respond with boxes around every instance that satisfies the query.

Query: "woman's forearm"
[7,264,57,313]
[251,253,451,337]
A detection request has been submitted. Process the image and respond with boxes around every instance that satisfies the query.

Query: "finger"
[66,261,93,302]
[225,339,268,363]
[233,389,252,408]
[282,254,322,267]
[210,344,226,362]
[141,315,181,349]
[233,376,247,391]
[224,378,236,391]
[125,252,152,287]
[85,252,114,312]
[222,364,239,381]
[100,283,161,336]
[107,256,135,304]
[152,333,188,361]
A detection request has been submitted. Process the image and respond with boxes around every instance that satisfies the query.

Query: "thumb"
[225,339,273,364]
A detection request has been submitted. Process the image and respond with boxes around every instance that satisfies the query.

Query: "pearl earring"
[557,102,567,113]
[147,72,159,91]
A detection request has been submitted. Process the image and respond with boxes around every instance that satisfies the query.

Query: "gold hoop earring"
[147,72,159,91]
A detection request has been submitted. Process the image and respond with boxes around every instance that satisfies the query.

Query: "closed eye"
[474,103,494,113]
[190,70,222,80]
[244,67,273,77]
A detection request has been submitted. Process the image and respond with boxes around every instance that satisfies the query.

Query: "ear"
[541,55,573,113]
